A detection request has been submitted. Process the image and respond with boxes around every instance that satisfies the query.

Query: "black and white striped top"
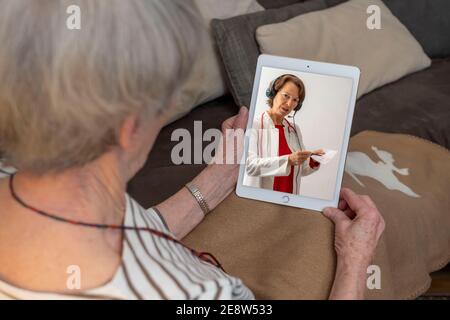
[0,165,254,300]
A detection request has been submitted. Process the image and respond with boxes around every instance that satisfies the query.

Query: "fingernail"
[240,106,247,114]
[323,208,331,215]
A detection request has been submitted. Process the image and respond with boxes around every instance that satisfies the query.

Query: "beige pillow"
[167,0,264,123]
[255,0,431,98]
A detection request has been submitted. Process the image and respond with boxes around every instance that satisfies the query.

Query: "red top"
[273,125,294,194]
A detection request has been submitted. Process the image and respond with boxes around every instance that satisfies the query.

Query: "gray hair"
[0,0,202,173]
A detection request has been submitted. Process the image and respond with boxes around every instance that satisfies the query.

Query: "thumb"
[233,106,248,130]
[323,207,350,225]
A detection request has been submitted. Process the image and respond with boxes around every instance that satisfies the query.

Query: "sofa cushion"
[257,0,302,9]
[325,0,450,58]
[352,57,450,149]
[258,0,346,9]
[383,0,450,58]
[256,0,431,99]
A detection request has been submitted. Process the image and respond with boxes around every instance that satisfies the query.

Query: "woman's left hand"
[213,106,249,167]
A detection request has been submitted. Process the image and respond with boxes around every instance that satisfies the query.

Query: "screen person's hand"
[288,150,312,166]
[311,149,325,156]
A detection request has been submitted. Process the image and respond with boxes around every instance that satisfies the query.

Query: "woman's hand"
[288,150,312,166]
[324,188,385,265]
[213,106,249,169]
[323,188,385,299]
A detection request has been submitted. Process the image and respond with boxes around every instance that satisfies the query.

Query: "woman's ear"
[118,113,140,151]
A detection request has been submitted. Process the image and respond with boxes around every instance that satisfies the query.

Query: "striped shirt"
[0,164,254,300]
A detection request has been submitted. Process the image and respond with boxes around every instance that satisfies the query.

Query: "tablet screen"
[242,66,354,201]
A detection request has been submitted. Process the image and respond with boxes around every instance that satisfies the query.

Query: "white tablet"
[236,54,360,212]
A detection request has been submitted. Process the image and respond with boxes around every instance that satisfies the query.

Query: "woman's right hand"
[288,150,312,166]
[323,188,385,267]
[323,188,385,299]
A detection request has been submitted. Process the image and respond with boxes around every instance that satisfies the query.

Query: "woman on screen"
[245,74,324,195]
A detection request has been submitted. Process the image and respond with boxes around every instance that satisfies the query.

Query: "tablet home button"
[282,195,290,203]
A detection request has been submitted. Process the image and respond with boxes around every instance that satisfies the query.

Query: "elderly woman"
[244,74,324,195]
[0,1,384,300]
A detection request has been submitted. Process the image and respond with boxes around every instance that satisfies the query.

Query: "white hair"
[0,0,202,173]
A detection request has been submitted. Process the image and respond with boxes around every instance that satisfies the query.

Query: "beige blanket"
[183,131,450,299]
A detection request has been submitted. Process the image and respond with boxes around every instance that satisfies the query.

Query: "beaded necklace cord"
[8,174,224,272]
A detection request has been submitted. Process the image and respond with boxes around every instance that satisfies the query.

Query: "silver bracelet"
[185,182,210,216]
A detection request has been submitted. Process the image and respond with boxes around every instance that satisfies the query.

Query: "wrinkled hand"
[323,188,385,267]
[213,106,248,166]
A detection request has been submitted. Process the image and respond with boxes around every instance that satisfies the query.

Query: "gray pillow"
[257,0,302,9]
[383,0,450,58]
[325,0,450,57]
[324,0,346,7]
[211,0,327,107]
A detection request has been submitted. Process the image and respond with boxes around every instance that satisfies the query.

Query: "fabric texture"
[183,131,450,299]
[167,0,264,124]
[383,0,450,58]
[324,0,450,58]
[352,57,450,149]
[324,0,346,6]
[211,0,327,108]
[256,0,431,99]
[257,0,302,9]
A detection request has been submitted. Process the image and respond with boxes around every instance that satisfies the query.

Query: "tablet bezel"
[236,54,360,212]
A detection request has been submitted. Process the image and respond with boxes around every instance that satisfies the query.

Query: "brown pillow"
[183,131,450,299]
